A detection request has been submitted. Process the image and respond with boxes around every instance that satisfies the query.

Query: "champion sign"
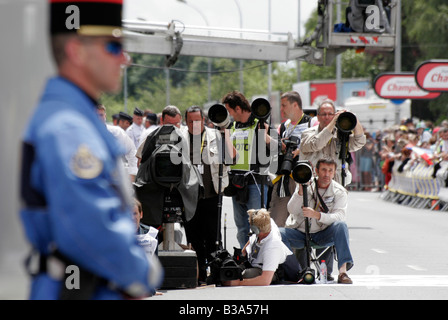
[373,73,441,100]
[415,60,448,92]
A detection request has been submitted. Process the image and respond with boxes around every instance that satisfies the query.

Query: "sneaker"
[338,273,353,284]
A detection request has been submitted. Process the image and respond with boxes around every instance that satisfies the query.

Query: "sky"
[124,0,316,40]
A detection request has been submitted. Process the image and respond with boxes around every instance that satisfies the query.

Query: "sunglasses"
[104,40,123,56]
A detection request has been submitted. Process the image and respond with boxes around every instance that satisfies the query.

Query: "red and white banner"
[415,60,448,92]
[374,73,441,100]
[349,35,379,45]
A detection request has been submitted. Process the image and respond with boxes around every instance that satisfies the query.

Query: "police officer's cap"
[50,0,123,37]
[133,107,144,117]
[146,113,158,123]
[119,111,132,123]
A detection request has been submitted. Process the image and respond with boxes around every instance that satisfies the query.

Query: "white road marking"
[371,248,387,254]
[407,265,428,271]
[271,275,448,288]
[351,275,448,287]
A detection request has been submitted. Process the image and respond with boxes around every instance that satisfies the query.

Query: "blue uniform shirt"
[20,77,157,299]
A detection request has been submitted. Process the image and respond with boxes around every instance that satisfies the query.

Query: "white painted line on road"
[371,248,387,254]
[268,275,448,287]
[407,265,428,271]
[349,275,448,287]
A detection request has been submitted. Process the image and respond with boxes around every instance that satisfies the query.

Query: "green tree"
[402,0,448,123]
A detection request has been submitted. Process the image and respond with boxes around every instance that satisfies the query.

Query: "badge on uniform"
[70,144,103,179]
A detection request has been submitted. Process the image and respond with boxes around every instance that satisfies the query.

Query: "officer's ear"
[65,36,87,67]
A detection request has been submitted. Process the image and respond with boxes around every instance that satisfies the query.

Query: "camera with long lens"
[300,269,316,284]
[251,98,271,123]
[336,111,357,133]
[291,160,313,185]
[208,103,231,129]
[280,136,301,175]
[291,159,315,284]
[207,249,244,285]
[335,112,356,185]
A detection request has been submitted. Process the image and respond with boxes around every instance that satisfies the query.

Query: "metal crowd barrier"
[379,159,448,211]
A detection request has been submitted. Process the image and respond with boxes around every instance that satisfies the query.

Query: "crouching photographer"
[223,209,301,286]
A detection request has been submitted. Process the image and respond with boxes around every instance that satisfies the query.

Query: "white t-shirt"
[245,219,292,271]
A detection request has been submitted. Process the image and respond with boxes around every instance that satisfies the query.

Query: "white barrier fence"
[380,159,448,211]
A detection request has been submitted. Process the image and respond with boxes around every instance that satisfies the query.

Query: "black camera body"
[207,249,244,285]
[135,124,201,227]
[280,136,301,175]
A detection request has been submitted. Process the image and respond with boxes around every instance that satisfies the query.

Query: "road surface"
[152,191,448,301]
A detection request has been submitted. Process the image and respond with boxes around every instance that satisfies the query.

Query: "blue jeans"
[280,221,354,271]
[232,184,268,248]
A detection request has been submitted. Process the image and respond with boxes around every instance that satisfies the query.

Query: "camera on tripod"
[135,124,202,245]
[280,136,301,175]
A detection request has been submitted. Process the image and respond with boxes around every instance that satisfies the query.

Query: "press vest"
[230,119,259,171]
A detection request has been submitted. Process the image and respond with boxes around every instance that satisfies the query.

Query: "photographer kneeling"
[280,158,354,284]
[224,209,300,286]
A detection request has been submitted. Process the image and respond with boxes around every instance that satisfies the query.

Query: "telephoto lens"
[336,111,357,133]
[291,160,313,184]
[208,104,231,128]
[251,98,271,121]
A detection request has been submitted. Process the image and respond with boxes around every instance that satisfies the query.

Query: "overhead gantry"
[123,0,400,67]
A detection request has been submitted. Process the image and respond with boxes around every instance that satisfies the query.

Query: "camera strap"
[313,178,329,213]
[277,175,292,198]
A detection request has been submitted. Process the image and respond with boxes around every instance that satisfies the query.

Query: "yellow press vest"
[230,119,259,171]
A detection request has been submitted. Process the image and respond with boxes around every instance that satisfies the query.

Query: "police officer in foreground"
[19,0,162,299]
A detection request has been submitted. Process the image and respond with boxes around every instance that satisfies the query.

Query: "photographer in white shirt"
[224,209,297,286]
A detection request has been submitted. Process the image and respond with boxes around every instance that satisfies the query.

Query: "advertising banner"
[373,73,440,99]
[374,73,441,100]
[415,60,448,92]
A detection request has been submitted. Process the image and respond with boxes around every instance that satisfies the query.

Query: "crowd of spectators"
[350,118,448,191]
